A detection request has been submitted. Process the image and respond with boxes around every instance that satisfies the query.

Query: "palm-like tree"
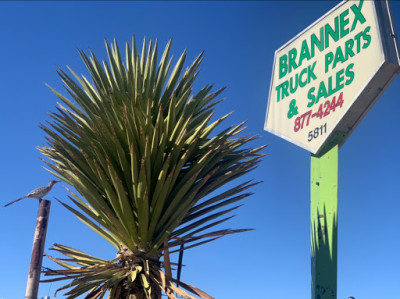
[39,37,266,299]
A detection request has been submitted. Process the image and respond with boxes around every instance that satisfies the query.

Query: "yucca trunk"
[122,282,161,299]
[127,292,160,299]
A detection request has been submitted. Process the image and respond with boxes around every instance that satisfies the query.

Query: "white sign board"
[265,0,400,154]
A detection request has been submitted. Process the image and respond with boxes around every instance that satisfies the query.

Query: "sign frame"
[264,0,400,154]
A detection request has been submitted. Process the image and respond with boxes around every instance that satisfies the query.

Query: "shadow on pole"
[311,205,338,299]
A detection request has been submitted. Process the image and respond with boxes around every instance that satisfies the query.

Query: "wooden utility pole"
[25,199,51,299]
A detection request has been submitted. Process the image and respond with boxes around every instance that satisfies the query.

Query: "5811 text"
[308,123,327,142]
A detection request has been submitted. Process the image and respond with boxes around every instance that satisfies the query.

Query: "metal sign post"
[264,1,400,298]
[311,145,338,299]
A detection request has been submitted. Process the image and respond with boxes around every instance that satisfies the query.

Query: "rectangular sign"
[265,0,399,154]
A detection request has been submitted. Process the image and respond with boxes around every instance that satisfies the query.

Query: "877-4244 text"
[293,92,343,132]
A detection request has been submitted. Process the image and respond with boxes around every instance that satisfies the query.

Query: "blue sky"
[1,1,400,298]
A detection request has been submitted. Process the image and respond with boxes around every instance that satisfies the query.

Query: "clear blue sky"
[1,1,400,298]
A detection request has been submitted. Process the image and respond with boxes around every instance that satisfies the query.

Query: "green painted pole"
[311,144,338,299]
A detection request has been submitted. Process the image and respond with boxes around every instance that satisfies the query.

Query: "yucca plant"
[39,37,266,299]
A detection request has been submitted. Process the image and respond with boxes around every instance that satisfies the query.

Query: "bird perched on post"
[4,180,60,207]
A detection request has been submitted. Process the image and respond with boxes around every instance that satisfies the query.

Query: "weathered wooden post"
[25,199,51,299]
